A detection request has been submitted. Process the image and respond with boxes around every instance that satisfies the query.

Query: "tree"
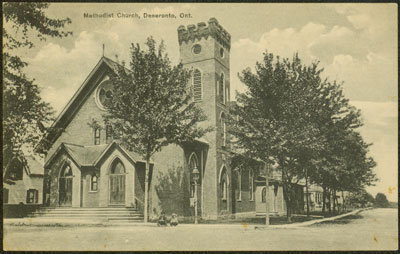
[229,52,330,222]
[3,3,71,175]
[375,193,390,208]
[104,37,210,222]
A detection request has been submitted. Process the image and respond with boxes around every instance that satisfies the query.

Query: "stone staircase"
[29,207,144,223]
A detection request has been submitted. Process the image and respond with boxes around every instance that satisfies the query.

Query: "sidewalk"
[4,209,365,229]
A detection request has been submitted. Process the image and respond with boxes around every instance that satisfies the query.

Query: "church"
[36,18,304,221]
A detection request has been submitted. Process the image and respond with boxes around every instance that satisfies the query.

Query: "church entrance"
[109,159,126,205]
[59,165,73,206]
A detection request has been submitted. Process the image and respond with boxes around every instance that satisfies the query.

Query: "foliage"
[2,2,71,171]
[229,51,377,220]
[103,37,210,222]
[155,165,190,216]
[375,193,390,208]
[347,189,375,208]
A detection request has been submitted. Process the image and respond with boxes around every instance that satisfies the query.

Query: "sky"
[8,3,397,201]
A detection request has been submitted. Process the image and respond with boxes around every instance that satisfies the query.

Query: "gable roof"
[44,141,146,169]
[3,154,44,181]
[35,56,122,154]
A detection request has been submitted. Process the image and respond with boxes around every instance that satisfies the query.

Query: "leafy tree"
[104,37,210,222]
[347,189,374,208]
[229,52,330,222]
[375,193,390,208]
[3,3,71,175]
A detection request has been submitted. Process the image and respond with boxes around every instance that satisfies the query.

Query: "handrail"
[134,197,144,212]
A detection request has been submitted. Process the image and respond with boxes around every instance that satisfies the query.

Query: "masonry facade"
[39,18,301,220]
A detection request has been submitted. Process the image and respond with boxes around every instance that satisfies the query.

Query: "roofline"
[44,143,82,168]
[35,57,116,153]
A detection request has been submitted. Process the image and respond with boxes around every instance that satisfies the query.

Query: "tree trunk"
[328,188,332,213]
[305,169,310,217]
[144,157,150,223]
[322,186,326,214]
[264,163,270,226]
[282,171,292,223]
[332,189,336,213]
[341,191,346,212]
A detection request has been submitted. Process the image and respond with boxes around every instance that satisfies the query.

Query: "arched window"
[111,159,125,174]
[193,69,202,101]
[220,167,228,201]
[106,125,113,144]
[261,187,267,203]
[219,73,225,103]
[91,175,98,191]
[94,127,100,145]
[220,112,226,147]
[189,153,200,198]
[249,169,254,201]
[61,165,73,177]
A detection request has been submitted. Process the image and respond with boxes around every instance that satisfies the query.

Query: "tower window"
[219,73,225,103]
[193,69,202,101]
[192,44,202,54]
[220,112,227,147]
[220,48,225,58]
[94,127,100,145]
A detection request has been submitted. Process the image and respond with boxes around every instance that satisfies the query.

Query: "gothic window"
[106,125,113,144]
[219,73,224,103]
[96,80,113,110]
[91,175,98,191]
[220,167,228,201]
[193,69,202,101]
[220,112,226,147]
[249,169,254,201]
[220,47,225,58]
[94,127,100,145]
[261,187,267,203]
[26,189,38,203]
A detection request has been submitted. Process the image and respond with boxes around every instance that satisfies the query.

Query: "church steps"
[29,207,144,223]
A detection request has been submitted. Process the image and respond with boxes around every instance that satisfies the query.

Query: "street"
[3,208,398,251]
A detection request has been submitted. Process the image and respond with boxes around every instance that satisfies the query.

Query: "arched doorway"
[109,159,126,205]
[59,164,73,206]
[189,153,201,216]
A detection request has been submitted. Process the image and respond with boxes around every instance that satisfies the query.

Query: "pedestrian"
[170,213,178,226]
[157,211,167,226]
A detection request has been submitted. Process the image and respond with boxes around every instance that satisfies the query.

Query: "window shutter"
[34,190,39,203]
[193,69,202,101]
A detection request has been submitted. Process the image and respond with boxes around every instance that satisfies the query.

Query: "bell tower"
[178,18,231,218]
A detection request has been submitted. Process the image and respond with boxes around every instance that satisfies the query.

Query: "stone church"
[37,18,303,220]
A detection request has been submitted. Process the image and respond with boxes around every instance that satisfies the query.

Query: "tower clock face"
[95,79,113,110]
[192,44,202,54]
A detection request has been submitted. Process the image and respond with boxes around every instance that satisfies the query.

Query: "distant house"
[3,154,44,217]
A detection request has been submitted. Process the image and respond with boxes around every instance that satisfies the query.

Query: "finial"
[102,44,105,57]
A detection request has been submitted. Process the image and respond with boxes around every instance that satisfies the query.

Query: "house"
[35,18,303,220]
[3,154,44,217]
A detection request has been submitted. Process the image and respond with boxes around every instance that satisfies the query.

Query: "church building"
[37,18,301,221]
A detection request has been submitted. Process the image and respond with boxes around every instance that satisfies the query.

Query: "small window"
[94,127,100,145]
[91,175,98,191]
[261,187,267,203]
[26,189,38,204]
[106,125,113,144]
[192,44,202,54]
[219,73,224,103]
[220,113,226,147]
[220,47,225,58]
[3,188,9,204]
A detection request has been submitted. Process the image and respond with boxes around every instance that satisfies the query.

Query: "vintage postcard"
[2,2,398,251]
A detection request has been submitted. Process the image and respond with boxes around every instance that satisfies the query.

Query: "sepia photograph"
[2,2,398,251]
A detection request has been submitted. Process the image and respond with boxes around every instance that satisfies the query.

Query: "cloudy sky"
[12,3,398,201]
